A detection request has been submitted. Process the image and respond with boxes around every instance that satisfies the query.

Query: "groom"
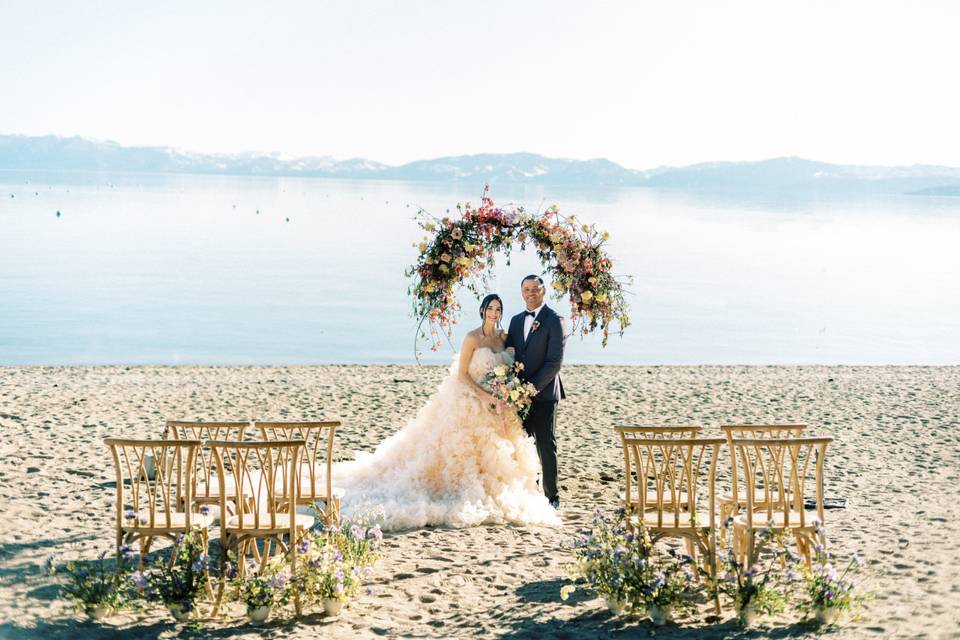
[506,275,566,509]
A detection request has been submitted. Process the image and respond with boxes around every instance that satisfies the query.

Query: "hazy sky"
[2,1,958,168]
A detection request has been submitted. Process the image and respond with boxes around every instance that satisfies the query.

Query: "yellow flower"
[581,224,591,233]
[439,264,449,273]
[588,276,597,285]
[596,292,607,303]
[493,364,508,377]
[510,389,520,401]
[457,257,471,267]
[560,585,576,602]
[418,242,427,253]
[601,231,610,241]
[424,222,437,232]
[581,291,594,302]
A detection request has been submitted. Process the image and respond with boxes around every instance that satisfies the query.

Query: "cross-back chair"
[104,438,213,565]
[729,436,831,568]
[719,424,808,521]
[618,433,725,613]
[255,421,344,527]
[615,426,702,512]
[165,420,249,515]
[209,439,312,616]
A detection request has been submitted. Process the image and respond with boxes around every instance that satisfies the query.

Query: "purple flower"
[351,525,366,541]
[367,525,383,542]
[124,509,136,521]
[131,571,148,589]
[268,574,287,590]
[120,544,136,560]
[225,561,238,580]
[297,538,311,554]
[199,504,210,516]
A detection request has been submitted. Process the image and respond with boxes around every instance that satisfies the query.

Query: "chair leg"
[212,550,227,618]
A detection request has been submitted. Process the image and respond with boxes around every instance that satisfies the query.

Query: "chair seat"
[622,491,691,506]
[225,511,314,531]
[195,476,245,499]
[733,510,819,529]
[273,474,346,500]
[641,511,712,529]
[719,490,795,504]
[124,511,213,530]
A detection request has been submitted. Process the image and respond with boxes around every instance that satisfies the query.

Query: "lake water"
[1,170,958,365]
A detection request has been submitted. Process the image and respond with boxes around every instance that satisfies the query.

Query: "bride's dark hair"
[479,294,504,332]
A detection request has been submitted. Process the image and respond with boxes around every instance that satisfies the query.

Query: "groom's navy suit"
[506,304,565,502]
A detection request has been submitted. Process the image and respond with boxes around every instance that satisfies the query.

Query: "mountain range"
[3,134,960,194]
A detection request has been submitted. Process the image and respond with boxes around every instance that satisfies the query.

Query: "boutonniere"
[530,320,541,333]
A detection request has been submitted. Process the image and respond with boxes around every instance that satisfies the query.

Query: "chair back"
[616,425,702,440]
[256,421,340,507]
[166,420,249,504]
[104,438,201,529]
[617,434,725,528]
[721,424,807,510]
[730,436,831,528]
[208,439,303,532]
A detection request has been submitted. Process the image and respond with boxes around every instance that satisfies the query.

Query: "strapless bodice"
[467,347,515,384]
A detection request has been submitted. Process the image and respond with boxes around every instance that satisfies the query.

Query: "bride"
[332,294,561,530]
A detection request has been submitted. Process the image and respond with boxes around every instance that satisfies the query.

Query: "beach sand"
[1,365,958,639]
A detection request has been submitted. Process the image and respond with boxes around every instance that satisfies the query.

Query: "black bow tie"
[524,311,536,317]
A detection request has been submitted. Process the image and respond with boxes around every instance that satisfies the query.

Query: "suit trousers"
[523,400,558,500]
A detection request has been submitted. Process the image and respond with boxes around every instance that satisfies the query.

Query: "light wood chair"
[729,436,831,569]
[255,421,344,527]
[615,426,702,512]
[209,439,312,617]
[617,433,725,613]
[719,424,808,521]
[165,420,249,515]
[105,438,213,565]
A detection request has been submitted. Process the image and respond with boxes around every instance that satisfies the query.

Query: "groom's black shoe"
[549,496,560,509]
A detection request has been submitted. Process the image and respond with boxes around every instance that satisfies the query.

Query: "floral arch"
[406,186,631,355]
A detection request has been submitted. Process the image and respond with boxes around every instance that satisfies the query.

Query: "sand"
[1,364,958,639]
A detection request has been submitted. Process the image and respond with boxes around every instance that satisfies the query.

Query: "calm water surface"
[1,171,958,365]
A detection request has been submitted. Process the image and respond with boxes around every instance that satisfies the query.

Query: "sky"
[2,0,959,169]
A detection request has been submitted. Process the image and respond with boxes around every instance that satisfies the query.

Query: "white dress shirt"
[523,303,545,341]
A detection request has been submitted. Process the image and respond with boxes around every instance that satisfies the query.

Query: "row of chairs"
[104,421,343,570]
[614,424,831,573]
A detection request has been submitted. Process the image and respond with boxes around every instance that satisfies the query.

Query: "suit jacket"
[506,305,566,402]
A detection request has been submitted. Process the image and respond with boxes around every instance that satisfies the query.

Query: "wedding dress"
[332,347,561,530]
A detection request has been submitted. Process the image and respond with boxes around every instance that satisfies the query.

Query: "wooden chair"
[615,426,702,512]
[719,424,807,521]
[165,420,249,515]
[618,433,725,613]
[729,436,831,569]
[255,421,344,527]
[104,438,213,565]
[209,439,313,616]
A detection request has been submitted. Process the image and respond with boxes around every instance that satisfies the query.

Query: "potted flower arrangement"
[794,533,869,625]
[47,547,137,620]
[225,555,291,625]
[294,537,361,616]
[561,508,652,616]
[637,548,703,626]
[716,519,791,626]
[294,509,384,616]
[136,528,210,622]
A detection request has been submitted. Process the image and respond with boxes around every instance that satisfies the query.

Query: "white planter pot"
[247,604,271,624]
[815,606,839,625]
[605,596,627,615]
[323,598,343,616]
[736,603,759,627]
[648,603,672,626]
[85,604,113,620]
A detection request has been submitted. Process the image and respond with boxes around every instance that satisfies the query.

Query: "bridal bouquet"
[483,361,537,418]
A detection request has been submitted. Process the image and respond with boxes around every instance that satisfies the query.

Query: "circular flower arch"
[406,186,631,354]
